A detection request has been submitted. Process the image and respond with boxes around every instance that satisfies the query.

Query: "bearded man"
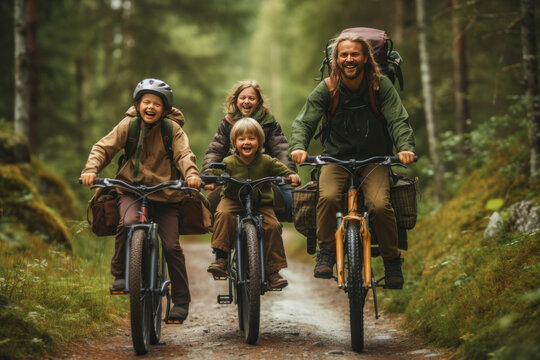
[289,32,416,289]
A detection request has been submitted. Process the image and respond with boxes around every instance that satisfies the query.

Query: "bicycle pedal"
[212,274,227,281]
[166,319,183,325]
[217,295,232,304]
[267,287,283,292]
[109,289,127,295]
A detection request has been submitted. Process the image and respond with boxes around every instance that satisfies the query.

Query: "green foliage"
[0,226,127,359]
[0,164,72,250]
[380,129,540,359]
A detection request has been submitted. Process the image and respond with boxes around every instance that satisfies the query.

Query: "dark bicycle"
[301,155,416,352]
[80,178,199,355]
[201,163,291,345]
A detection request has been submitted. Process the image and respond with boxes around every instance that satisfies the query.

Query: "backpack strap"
[368,84,384,122]
[325,77,339,118]
[314,77,339,143]
[160,117,181,178]
[160,117,174,162]
[116,116,141,174]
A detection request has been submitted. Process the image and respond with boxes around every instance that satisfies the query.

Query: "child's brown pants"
[211,197,287,274]
[111,195,191,305]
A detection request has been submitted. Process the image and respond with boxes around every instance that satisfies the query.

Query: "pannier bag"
[87,188,120,237]
[178,192,213,235]
[390,176,418,230]
[292,181,318,253]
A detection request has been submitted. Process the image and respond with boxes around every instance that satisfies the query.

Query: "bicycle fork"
[335,188,372,290]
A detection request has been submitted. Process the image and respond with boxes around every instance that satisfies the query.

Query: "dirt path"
[54,238,447,359]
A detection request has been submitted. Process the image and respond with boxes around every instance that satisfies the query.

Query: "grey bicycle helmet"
[133,78,173,109]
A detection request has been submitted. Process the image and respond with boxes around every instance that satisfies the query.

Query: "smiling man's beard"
[339,62,364,80]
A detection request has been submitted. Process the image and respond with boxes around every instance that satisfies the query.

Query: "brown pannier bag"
[87,188,120,237]
[178,192,213,235]
[390,176,418,230]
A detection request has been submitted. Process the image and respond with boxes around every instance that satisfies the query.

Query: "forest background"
[0,0,539,359]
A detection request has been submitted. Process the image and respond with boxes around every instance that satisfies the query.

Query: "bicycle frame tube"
[256,215,266,289]
[148,223,159,291]
[235,215,244,283]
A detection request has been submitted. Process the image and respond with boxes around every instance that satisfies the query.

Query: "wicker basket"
[390,176,418,230]
[292,181,318,238]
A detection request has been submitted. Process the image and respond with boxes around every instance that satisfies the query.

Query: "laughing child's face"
[236,87,259,117]
[235,131,259,163]
[138,93,164,124]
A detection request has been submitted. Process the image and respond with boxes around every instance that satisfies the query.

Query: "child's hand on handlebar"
[204,183,217,191]
[287,174,301,187]
[186,175,202,189]
[81,172,96,186]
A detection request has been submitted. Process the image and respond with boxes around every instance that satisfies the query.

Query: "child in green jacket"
[205,118,300,288]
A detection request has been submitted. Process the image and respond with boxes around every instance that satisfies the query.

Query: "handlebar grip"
[282,177,292,184]
[390,155,419,164]
[78,177,82,184]
[304,155,317,164]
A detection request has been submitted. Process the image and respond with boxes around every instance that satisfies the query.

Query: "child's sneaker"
[169,303,189,321]
[267,271,288,289]
[207,258,228,276]
[111,276,125,291]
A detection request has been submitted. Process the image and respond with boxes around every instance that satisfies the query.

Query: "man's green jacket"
[290,76,415,159]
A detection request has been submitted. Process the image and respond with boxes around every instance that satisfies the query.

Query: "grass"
[376,146,540,359]
[0,223,128,359]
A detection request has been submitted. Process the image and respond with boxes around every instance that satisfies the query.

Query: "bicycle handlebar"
[301,155,418,168]
[200,174,292,188]
[78,177,200,196]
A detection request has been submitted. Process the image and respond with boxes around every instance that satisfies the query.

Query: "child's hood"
[125,106,185,127]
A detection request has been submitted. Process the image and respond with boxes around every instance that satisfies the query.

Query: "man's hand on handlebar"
[81,172,96,187]
[287,174,301,187]
[291,149,308,164]
[397,151,416,165]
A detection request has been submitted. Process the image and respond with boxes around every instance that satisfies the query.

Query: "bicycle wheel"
[239,222,261,344]
[129,229,152,355]
[150,245,166,345]
[346,223,365,352]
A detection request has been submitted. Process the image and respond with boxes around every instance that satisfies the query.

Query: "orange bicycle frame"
[335,188,372,290]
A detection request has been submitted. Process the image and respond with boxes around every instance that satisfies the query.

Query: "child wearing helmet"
[81,78,201,321]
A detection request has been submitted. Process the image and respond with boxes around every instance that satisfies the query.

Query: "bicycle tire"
[239,222,261,344]
[346,223,365,352]
[129,229,151,355]
[150,244,165,345]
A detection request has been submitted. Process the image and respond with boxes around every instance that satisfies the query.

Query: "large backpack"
[317,27,404,90]
[314,27,402,148]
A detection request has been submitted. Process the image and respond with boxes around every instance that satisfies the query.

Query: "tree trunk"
[14,0,30,142]
[394,0,404,44]
[416,0,443,202]
[521,0,540,177]
[452,0,470,135]
[27,0,38,150]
